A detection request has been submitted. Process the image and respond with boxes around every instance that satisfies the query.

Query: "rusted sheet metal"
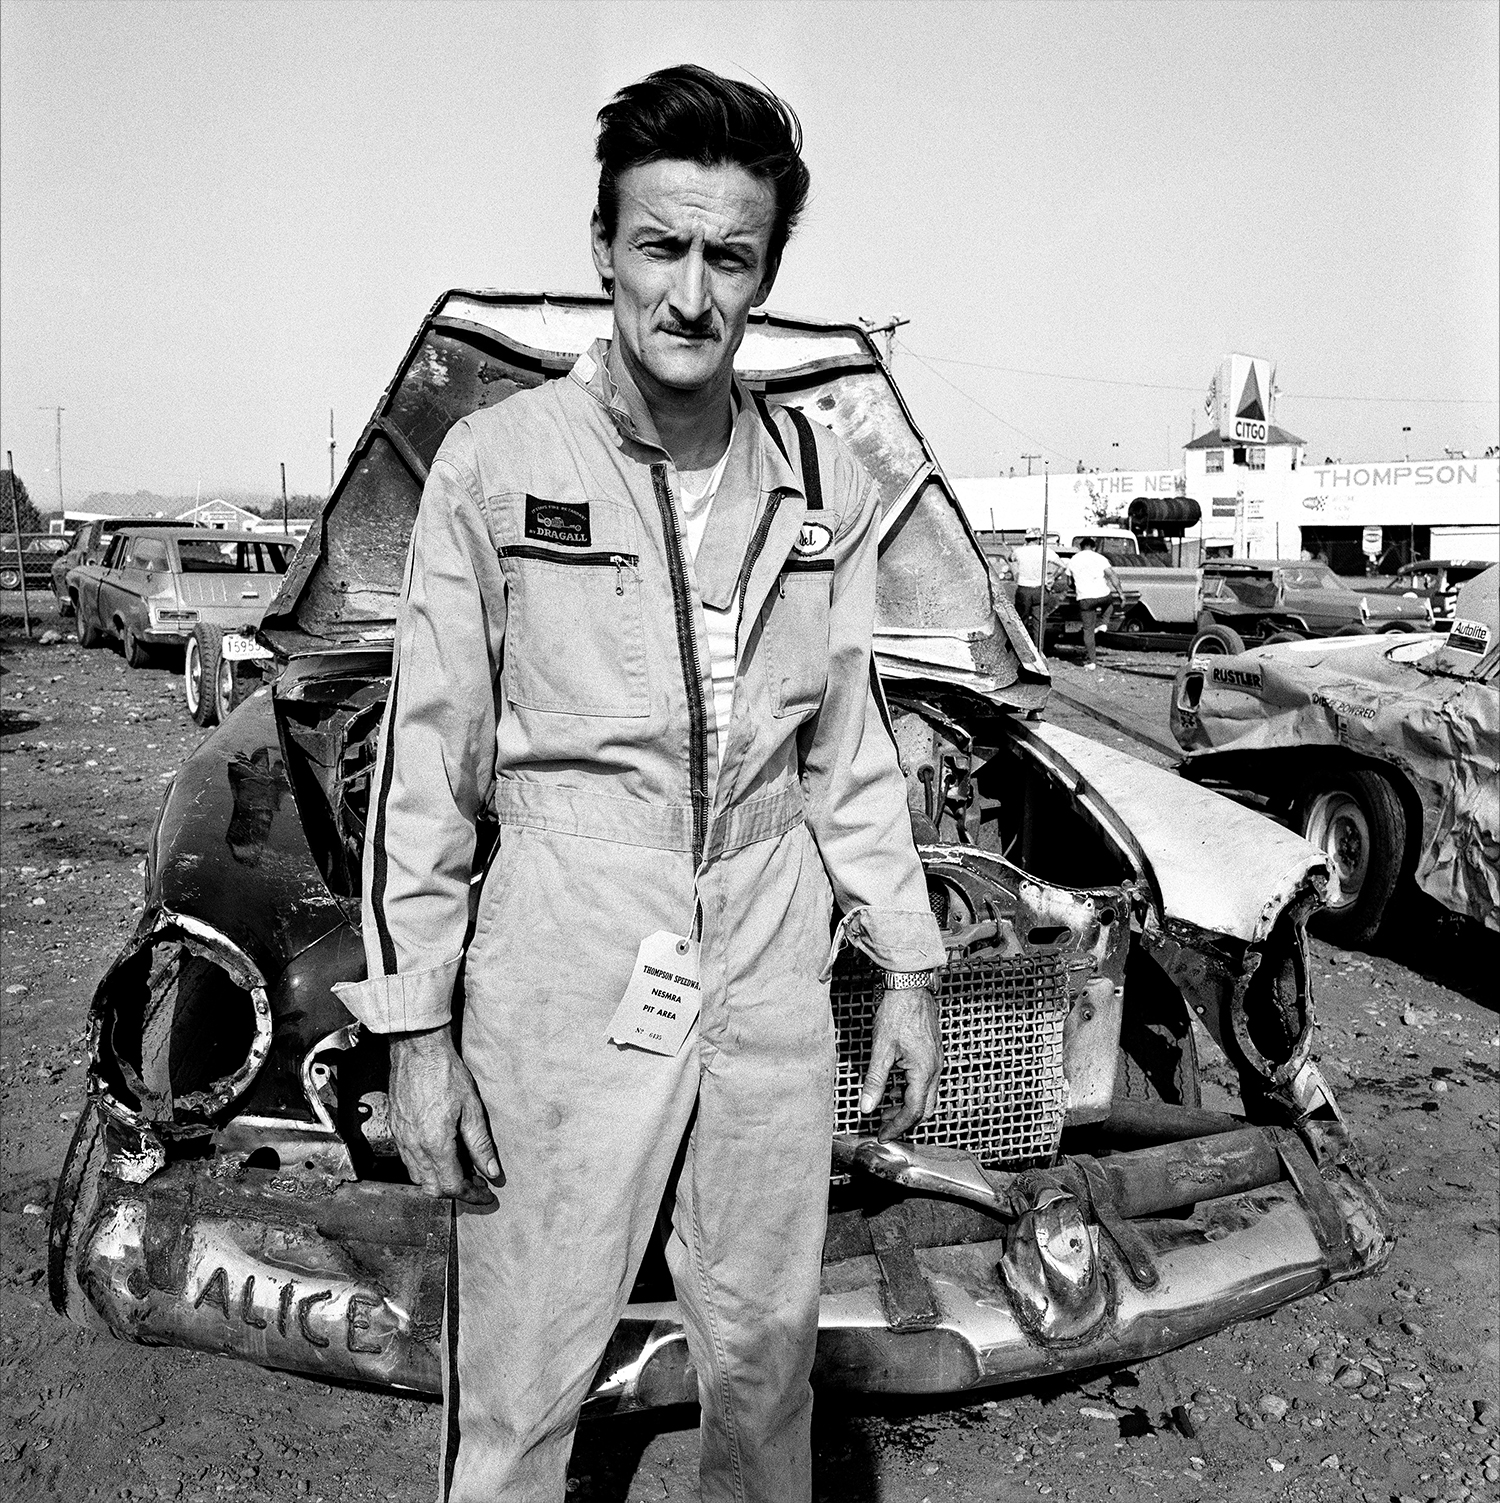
[1174,569,1500,931]
[1015,717,1329,944]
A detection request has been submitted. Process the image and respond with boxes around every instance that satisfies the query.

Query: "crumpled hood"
[261,290,1047,716]
[1174,602,1499,930]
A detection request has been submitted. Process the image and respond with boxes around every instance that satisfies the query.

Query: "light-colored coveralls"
[336,340,945,1502]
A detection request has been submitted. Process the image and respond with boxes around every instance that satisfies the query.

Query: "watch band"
[882,969,935,991]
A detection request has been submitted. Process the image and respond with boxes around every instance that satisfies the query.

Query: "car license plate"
[221,632,272,662]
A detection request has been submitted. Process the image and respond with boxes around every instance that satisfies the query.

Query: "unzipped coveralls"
[336,339,946,1503]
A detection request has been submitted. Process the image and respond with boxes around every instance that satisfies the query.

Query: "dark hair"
[1077,536,1095,550]
[594,64,810,278]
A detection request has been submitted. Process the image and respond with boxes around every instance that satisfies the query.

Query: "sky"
[2,0,1497,505]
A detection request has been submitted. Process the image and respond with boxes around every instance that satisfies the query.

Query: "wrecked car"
[1172,566,1499,946]
[1191,559,1433,656]
[51,292,1391,1409]
[67,526,296,725]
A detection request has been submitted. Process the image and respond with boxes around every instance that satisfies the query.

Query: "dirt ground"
[2,597,1497,1503]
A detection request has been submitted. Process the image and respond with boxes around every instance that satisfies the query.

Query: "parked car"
[1189,559,1433,654]
[1363,558,1494,628]
[66,526,295,724]
[51,292,1389,1412]
[0,531,72,592]
[1171,566,1499,943]
[49,516,187,613]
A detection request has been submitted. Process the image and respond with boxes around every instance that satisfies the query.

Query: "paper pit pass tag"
[606,931,702,1056]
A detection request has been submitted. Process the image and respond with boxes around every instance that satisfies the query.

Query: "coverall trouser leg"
[441,822,835,1503]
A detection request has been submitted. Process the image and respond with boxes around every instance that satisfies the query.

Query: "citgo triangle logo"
[1237,363,1266,422]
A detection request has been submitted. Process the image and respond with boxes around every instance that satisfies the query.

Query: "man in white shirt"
[1062,536,1121,670]
[1009,528,1061,647]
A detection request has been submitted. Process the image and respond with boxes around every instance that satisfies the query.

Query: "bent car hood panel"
[1012,718,1328,943]
[1175,608,1500,929]
[263,291,1046,711]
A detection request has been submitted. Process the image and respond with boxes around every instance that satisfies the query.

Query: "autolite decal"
[1209,663,1264,691]
[1447,618,1490,656]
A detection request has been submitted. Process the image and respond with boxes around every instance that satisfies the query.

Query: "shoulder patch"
[793,520,834,557]
[525,496,591,547]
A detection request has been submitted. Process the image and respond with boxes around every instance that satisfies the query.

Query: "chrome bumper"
[51,1108,1391,1405]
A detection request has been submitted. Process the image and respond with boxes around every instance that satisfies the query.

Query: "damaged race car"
[1172,566,1500,945]
[51,293,1391,1408]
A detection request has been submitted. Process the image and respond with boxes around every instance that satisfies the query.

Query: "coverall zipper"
[649,463,711,869]
[496,546,639,594]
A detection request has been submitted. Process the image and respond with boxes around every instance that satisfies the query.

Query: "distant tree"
[2,469,46,533]
[252,493,326,521]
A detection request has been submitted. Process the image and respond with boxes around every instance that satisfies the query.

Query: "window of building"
[1205,449,1224,473]
[1247,448,1266,470]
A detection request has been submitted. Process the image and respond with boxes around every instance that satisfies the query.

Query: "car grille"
[832,952,1070,1169]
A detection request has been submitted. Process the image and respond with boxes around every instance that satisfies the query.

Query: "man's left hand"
[859,986,942,1142]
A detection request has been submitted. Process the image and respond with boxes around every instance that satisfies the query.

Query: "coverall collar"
[568,338,806,503]
[570,338,807,610]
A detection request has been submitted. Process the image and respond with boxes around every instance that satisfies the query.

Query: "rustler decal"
[1208,663,1263,691]
[524,496,591,548]
[1447,618,1490,656]
[793,521,834,558]
[1313,691,1378,722]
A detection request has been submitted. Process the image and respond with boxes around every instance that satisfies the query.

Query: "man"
[1010,528,1060,647]
[1063,536,1121,671]
[334,65,947,1503]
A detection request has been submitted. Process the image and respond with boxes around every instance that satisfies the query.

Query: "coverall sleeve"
[332,428,506,1033]
[800,459,947,976]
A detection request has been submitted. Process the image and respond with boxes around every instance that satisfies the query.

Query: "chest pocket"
[499,499,649,718]
[765,559,833,718]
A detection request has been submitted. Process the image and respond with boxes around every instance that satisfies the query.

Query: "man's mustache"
[657,320,719,340]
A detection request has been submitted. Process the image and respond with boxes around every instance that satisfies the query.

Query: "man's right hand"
[387,1025,502,1205]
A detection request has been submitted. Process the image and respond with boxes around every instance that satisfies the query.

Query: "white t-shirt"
[1065,548,1113,601]
[676,440,738,767]
[1011,542,1047,588]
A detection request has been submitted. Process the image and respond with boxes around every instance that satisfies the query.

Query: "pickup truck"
[1073,529,1200,631]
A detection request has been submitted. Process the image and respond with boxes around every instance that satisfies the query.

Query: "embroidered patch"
[525,496,591,548]
[792,521,834,557]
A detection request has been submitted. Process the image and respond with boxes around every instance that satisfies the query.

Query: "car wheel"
[1335,624,1373,636]
[1377,622,1417,634]
[78,610,104,648]
[1261,630,1306,645]
[1299,769,1406,945]
[214,652,251,724]
[0,567,20,591]
[184,627,220,727]
[1188,623,1246,656]
[121,622,150,668]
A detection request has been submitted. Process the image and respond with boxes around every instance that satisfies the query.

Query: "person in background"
[1010,528,1061,648]
[1063,536,1121,672]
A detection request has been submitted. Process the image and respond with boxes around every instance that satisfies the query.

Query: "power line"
[895,343,1076,465]
[901,345,1500,407]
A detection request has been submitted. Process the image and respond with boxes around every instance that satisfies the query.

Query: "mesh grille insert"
[832,951,1070,1169]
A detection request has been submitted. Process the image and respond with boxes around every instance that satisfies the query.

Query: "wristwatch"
[882,969,935,992]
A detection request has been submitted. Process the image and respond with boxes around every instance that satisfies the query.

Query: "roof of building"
[1185,425,1305,450]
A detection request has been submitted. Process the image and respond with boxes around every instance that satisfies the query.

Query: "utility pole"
[328,409,337,495]
[280,462,289,534]
[859,314,910,365]
[1036,463,1051,656]
[1021,453,1040,477]
[37,406,64,515]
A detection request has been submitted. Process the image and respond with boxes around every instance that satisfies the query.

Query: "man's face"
[592,159,779,395]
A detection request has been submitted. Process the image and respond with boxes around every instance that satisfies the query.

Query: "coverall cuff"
[820,906,948,980]
[332,956,462,1035]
